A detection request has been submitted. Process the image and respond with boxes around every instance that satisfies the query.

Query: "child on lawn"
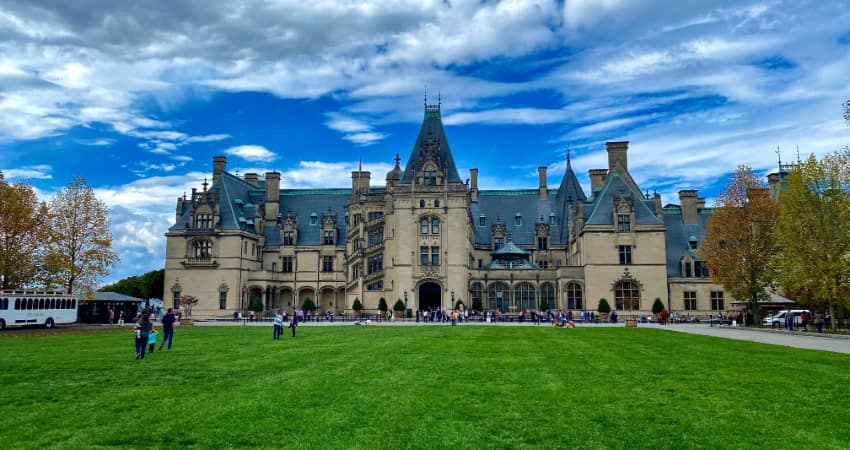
[148,329,158,354]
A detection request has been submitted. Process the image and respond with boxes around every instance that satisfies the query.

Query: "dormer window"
[310,213,318,226]
[688,236,698,251]
[617,214,630,232]
[549,213,556,225]
[514,213,522,226]
[283,231,294,246]
[195,214,213,229]
[479,215,486,227]
[323,231,335,245]
[424,171,437,186]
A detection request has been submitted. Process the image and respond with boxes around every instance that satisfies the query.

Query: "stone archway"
[418,282,442,312]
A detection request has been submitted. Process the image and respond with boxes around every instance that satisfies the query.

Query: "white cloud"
[2,164,53,180]
[224,145,277,162]
[325,113,389,145]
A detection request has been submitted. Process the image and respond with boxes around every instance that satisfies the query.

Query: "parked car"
[764,310,811,327]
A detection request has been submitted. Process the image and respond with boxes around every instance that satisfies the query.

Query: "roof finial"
[438,91,441,108]
[566,144,572,168]
[796,144,801,164]
[424,85,427,110]
[776,145,782,171]
[202,177,209,192]
[394,153,400,167]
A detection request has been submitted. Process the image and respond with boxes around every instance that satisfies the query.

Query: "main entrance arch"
[418,282,442,311]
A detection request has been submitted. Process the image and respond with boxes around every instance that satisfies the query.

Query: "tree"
[180,295,199,317]
[652,298,665,315]
[597,298,611,313]
[393,299,405,312]
[352,298,363,314]
[774,152,850,330]
[843,99,849,126]
[100,269,164,300]
[248,296,263,313]
[41,176,118,294]
[700,166,777,325]
[0,176,46,289]
[378,297,388,312]
[540,298,549,312]
[301,297,316,312]
[472,297,483,312]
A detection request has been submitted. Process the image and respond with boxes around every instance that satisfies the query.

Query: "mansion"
[164,103,733,317]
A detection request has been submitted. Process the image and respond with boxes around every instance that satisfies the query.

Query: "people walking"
[108,309,115,325]
[118,311,125,326]
[289,314,297,338]
[148,328,158,354]
[134,314,154,359]
[273,311,283,340]
[158,308,176,351]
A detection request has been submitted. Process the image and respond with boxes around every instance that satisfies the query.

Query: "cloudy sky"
[1,0,849,285]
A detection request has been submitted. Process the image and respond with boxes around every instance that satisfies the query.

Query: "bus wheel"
[0,319,5,330]
[44,318,54,329]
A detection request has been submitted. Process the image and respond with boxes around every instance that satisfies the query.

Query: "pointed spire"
[566,144,571,168]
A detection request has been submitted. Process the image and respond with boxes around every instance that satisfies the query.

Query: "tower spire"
[566,144,572,169]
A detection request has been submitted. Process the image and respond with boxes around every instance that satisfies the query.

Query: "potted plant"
[352,298,363,317]
[597,298,611,322]
[393,299,405,318]
[179,295,198,325]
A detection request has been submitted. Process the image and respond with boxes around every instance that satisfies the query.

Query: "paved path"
[656,324,850,355]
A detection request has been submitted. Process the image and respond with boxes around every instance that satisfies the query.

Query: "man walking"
[289,314,297,339]
[159,308,176,350]
[273,310,283,340]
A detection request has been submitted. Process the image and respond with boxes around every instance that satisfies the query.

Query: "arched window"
[540,283,555,310]
[514,283,536,311]
[487,282,510,312]
[615,280,640,310]
[470,283,483,310]
[566,282,583,310]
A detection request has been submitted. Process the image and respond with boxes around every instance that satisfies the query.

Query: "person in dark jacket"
[289,314,297,338]
[159,308,176,350]
[134,314,154,359]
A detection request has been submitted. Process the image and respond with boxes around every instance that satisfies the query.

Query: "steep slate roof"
[470,190,563,246]
[662,205,712,277]
[583,171,661,226]
[400,105,462,183]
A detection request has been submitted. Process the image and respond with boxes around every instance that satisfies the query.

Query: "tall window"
[514,213,522,226]
[617,214,630,232]
[322,256,333,272]
[368,211,384,221]
[695,261,708,277]
[684,291,697,310]
[367,254,383,274]
[615,281,640,310]
[420,218,429,234]
[711,291,724,310]
[368,228,383,247]
[420,246,429,265]
[424,171,437,185]
[494,237,503,249]
[514,283,536,311]
[431,246,440,266]
[172,291,181,309]
[470,283,483,309]
[431,218,440,234]
[310,213,318,225]
[323,231,335,245]
[540,283,555,310]
[537,237,548,250]
[194,240,212,259]
[618,245,632,265]
[283,231,294,246]
[434,199,440,207]
[367,281,383,291]
[566,282,583,310]
[219,291,227,309]
[487,282,509,312]
[196,214,213,229]
[282,256,293,273]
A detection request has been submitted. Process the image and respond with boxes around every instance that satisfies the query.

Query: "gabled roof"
[584,171,661,226]
[400,105,462,183]
[490,241,531,257]
[663,205,712,276]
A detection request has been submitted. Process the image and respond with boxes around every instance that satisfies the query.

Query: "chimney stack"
[212,156,227,182]
[244,173,259,186]
[589,169,608,194]
[470,168,479,202]
[538,167,548,200]
[678,190,698,224]
[606,141,629,173]
[264,172,280,223]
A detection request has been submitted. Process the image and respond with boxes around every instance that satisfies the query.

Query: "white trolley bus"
[0,290,78,330]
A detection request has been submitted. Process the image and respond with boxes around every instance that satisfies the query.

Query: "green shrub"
[352,298,363,312]
[540,299,549,311]
[378,297,388,312]
[302,298,316,312]
[393,299,405,312]
[248,296,264,312]
[472,297,483,312]
[597,298,611,313]
[652,298,665,315]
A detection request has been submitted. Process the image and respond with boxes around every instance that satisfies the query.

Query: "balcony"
[181,257,219,268]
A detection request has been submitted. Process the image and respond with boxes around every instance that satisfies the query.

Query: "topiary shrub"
[597,298,611,313]
[652,298,665,315]
[378,297,388,312]
[301,298,316,312]
[472,297,483,312]
[393,299,405,312]
[352,298,363,314]
[248,296,264,313]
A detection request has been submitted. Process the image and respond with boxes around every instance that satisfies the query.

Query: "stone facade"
[164,104,729,318]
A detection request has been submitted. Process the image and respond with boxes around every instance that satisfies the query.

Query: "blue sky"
[0,0,848,285]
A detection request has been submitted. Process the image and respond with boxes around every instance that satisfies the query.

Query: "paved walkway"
[656,324,850,355]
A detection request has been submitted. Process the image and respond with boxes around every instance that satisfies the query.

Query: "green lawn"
[1,326,848,449]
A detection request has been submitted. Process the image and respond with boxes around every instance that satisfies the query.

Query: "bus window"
[72,299,76,309]
[15,299,20,310]
[38,298,43,309]
[61,299,67,309]
[27,298,33,310]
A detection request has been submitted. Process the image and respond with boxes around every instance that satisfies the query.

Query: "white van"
[763,309,811,328]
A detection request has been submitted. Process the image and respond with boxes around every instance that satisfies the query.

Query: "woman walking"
[134,314,154,359]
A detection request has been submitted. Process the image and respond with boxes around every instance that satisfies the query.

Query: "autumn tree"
[774,152,850,330]
[0,174,47,289]
[180,295,199,317]
[700,166,777,325]
[41,176,118,294]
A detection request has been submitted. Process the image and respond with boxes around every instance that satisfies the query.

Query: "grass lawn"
[1,325,848,449]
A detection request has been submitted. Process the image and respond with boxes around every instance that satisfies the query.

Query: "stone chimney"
[653,192,663,221]
[175,196,185,223]
[538,167,548,200]
[767,173,780,198]
[589,169,608,194]
[696,197,706,210]
[244,173,259,186]
[470,168,479,203]
[264,172,280,223]
[351,171,371,195]
[678,190,698,224]
[606,141,628,173]
[212,156,227,182]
